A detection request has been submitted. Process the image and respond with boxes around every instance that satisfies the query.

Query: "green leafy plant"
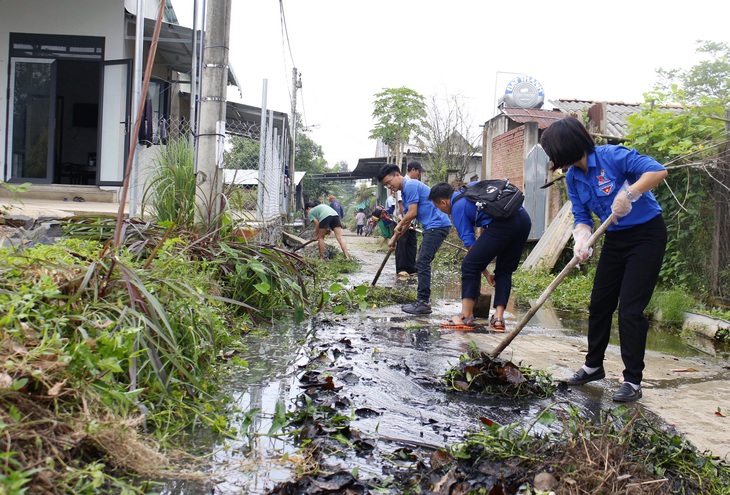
[0,181,32,215]
[649,288,696,324]
[141,137,197,228]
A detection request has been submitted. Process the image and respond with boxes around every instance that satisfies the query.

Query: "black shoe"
[613,382,642,402]
[564,367,605,386]
[402,300,432,315]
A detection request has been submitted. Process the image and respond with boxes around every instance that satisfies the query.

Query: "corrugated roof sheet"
[500,107,566,130]
[547,99,642,139]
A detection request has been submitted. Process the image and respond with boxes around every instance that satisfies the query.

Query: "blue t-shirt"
[566,145,665,231]
[402,179,451,230]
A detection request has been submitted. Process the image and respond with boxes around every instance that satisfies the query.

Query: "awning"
[125,10,241,90]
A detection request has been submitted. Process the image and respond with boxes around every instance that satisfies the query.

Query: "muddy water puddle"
[158,242,729,493]
[158,302,705,494]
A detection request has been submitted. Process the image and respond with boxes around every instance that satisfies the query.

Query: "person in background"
[540,116,668,403]
[428,181,531,331]
[371,206,395,250]
[355,208,366,236]
[407,160,424,181]
[328,195,344,218]
[385,190,397,216]
[377,163,451,315]
[305,201,350,260]
[394,161,423,277]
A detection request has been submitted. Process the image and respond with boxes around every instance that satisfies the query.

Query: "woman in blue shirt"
[540,116,668,402]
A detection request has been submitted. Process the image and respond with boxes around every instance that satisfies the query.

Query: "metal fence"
[163,110,292,230]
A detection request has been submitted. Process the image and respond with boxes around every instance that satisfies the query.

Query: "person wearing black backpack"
[428,181,531,331]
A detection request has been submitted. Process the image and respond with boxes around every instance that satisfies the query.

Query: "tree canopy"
[625,40,730,299]
[420,94,481,183]
[370,87,427,168]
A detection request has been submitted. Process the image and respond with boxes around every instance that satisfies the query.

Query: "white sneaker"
[397,271,409,277]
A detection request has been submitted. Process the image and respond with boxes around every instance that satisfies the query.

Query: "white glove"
[612,181,642,219]
[572,224,593,262]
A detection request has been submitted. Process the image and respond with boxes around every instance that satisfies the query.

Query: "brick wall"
[491,126,525,189]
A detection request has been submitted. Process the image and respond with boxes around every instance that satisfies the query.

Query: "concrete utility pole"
[289,68,301,216]
[195,0,231,227]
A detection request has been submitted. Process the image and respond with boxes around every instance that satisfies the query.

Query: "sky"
[169,0,730,170]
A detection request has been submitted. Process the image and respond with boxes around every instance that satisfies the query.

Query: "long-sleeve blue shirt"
[566,145,665,231]
[450,182,493,248]
[329,200,344,218]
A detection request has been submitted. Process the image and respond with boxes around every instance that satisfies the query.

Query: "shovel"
[371,228,404,286]
[282,231,318,252]
[489,214,615,359]
[292,238,318,252]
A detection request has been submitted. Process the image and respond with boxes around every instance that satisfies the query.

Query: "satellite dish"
[501,75,544,109]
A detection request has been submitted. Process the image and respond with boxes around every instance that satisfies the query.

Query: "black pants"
[585,214,667,385]
[395,228,418,274]
[461,209,531,305]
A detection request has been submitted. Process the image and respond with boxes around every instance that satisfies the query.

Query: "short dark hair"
[540,116,595,171]
[377,163,400,181]
[304,201,317,209]
[407,161,424,172]
[428,182,454,202]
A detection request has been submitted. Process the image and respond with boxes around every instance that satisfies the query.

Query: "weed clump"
[444,342,557,399]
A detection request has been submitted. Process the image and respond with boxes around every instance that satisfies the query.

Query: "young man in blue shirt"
[394,161,424,277]
[429,181,531,331]
[377,164,451,315]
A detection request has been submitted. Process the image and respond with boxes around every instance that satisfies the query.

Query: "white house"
[0,0,293,222]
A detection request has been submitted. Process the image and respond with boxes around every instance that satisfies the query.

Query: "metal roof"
[125,11,241,90]
[223,169,305,186]
[547,99,642,139]
[500,107,567,130]
[225,100,289,137]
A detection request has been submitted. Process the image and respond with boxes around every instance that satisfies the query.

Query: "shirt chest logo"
[596,169,614,195]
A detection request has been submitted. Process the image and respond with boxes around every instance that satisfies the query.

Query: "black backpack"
[452,179,524,219]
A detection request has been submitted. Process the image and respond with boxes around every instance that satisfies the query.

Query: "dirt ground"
[324,228,730,462]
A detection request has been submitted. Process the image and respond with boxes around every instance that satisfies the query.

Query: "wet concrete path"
[161,231,730,494]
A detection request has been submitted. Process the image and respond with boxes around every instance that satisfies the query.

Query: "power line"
[278,0,297,107]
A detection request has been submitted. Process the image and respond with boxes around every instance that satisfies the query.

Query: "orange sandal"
[440,314,477,331]
[490,315,506,332]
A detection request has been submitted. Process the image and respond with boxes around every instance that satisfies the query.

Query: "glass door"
[98,59,131,185]
[7,58,56,183]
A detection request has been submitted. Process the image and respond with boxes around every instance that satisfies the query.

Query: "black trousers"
[461,209,531,305]
[395,228,418,274]
[585,214,667,385]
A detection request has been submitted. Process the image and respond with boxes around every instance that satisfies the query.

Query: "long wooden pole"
[371,228,404,286]
[413,227,466,252]
[111,1,165,248]
[371,250,393,287]
[489,215,615,359]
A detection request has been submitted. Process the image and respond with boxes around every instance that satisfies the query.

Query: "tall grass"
[142,138,197,228]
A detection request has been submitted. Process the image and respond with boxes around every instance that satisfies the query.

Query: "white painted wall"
[0,0,129,180]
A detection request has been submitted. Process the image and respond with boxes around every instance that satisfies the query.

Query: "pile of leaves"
[444,343,557,399]
[265,332,730,495]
